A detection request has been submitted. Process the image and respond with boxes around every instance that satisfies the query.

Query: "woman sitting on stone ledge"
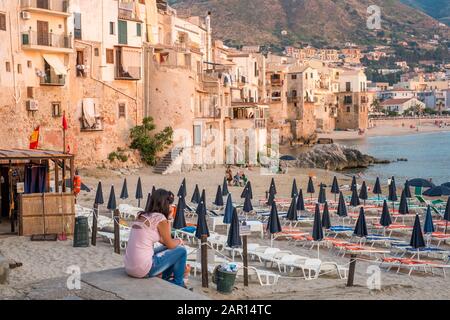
[124,189,188,288]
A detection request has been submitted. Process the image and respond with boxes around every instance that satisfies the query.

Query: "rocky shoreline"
[282,144,390,171]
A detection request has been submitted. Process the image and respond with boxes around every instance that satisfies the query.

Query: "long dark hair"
[140,189,175,219]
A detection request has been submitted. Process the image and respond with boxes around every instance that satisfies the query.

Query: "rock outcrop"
[284,144,380,171]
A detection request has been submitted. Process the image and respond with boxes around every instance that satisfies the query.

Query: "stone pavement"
[18,268,210,300]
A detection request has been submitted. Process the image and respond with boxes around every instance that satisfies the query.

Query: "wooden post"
[54,160,59,193]
[243,235,249,287]
[113,209,120,254]
[91,203,98,246]
[8,160,14,233]
[62,160,66,193]
[346,254,357,287]
[201,235,208,288]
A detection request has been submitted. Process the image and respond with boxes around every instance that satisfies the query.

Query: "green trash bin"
[73,216,90,248]
[213,266,237,294]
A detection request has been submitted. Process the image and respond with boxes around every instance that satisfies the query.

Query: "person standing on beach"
[226,166,233,186]
[124,189,188,288]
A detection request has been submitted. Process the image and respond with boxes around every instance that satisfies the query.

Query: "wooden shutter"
[0,13,6,31]
[118,20,127,45]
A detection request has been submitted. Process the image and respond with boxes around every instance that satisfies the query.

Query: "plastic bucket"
[73,216,90,248]
[214,268,237,294]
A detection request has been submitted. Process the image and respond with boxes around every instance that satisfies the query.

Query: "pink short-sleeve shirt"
[124,213,167,278]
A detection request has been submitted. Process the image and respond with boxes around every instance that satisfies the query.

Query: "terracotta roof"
[380,98,414,106]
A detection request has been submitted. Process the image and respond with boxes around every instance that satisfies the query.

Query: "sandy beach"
[319,123,450,141]
[1,166,450,300]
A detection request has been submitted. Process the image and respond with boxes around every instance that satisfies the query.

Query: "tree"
[130,117,173,166]
[370,99,385,114]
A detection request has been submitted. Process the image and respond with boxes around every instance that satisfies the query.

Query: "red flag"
[62,113,68,131]
[29,126,40,149]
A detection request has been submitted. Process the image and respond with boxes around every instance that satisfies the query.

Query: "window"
[110,22,115,35]
[193,125,202,146]
[118,103,126,118]
[346,106,351,113]
[27,60,32,68]
[74,13,82,40]
[17,64,22,74]
[0,13,6,31]
[291,74,297,80]
[344,95,353,104]
[94,48,99,56]
[118,20,128,45]
[136,23,141,37]
[106,49,114,64]
[27,87,34,99]
[5,61,10,72]
[346,82,351,92]
[52,102,61,117]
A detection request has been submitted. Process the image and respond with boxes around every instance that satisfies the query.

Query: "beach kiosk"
[0,149,76,237]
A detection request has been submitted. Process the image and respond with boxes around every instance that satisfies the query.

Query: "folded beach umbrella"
[351,176,357,192]
[267,189,276,207]
[398,189,409,215]
[291,179,299,198]
[177,178,187,199]
[442,182,450,189]
[359,181,368,205]
[307,176,315,198]
[322,202,331,230]
[373,177,382,199]
[380,200,392,228]
[404,180,412,199]
[388,178,398,205]
[241,181,253,199]
[94,181,104,205]
[227,208,242,248]
[214,185,224,207]
[350,187,361,207]
[223,194,234,224]
[444,197,450,234]
[151,185,156,195]
[331,176,340,201]
[312,203,324,241]
[286,197,298,222]
[144,193,152,212]
[269,178,277,195]
[191,184,201,204]
[195,199,210,239]
[135,177,143,207]
[222,177,229,196]
[337,192,348,218]
[107,185,117,211]
[410,215,426,259]
[409,178,435,189]
[423,185,450,197]
[318,183,326,204]
[424,206,435,235]
[297,189,305,211]
[243,192,253,214]
[120,178,129,200]
[267,202,282,235]
[354,207,368,238]
[173,196,187,230]
[201,189,206,205]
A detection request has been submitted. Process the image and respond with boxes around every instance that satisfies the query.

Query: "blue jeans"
[148,246,187,287]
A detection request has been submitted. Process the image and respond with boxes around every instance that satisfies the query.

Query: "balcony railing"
[21,0,69,13]
[115,47,141,80]
[115,66,141,80]
[22,31,72,49]
[254,119,266,129]
[118,1,140,20]
[40,74,65,86]
[196,107,221,119]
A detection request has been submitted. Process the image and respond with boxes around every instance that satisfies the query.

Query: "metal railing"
[21,31,72,49]
[254,118,266,129]
[21,0,69,13]
[40,74,65,86]
[115,66,141,80]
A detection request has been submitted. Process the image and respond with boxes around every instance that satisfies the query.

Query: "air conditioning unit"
[21,11,31,20]
[26,100,38,111]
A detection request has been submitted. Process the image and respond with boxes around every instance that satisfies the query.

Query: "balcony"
[254,119,267,129]
[118,1,142,21]
[21,0,70,16]
[115,47,142,80]
[195,108,221,119]
[21,31,72,53]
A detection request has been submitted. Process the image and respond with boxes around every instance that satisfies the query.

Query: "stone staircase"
[153,147,183,174]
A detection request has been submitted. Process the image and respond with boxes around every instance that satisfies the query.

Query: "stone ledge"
[0,255,10,285]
